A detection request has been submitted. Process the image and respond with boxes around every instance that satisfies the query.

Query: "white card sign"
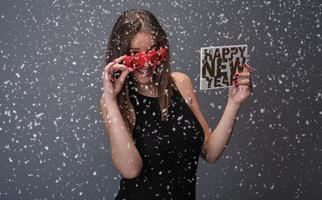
[200,44,248,90]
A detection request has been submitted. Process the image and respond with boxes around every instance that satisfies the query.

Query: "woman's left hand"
[228,64,254,105]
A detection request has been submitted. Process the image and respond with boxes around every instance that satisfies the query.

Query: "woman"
[100,9,253,200]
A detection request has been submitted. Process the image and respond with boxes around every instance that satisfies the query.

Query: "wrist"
[227,98,242,110]
[103,94,118,109]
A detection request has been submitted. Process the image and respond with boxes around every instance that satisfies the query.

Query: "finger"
[233,72,251,78]
[104,55,127,70]
[233,78,250,86]
[111,55,127,64]
[117,69,130,82]
[241,64,250,73]
[105,65,128,79]
[104,62,126,73]
[101,71,115,85]
[109,64,128,73]
[243,63,256,72]
[102,70,112,80]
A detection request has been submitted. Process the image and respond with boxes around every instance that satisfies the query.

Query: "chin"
[133,72,154,84]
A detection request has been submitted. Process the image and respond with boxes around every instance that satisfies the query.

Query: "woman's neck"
[136,82,158,97]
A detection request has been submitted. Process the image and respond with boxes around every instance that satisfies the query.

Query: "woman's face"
[128,31,159,85]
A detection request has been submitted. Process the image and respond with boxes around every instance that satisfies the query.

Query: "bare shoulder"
[171,71,193,85]
[171,71,194,93]
[171,71,194,105]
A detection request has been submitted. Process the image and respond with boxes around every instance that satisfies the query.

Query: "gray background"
[1,0,321,199]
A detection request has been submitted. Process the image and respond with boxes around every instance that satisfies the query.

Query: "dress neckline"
[131,88,159,99]
[129,83,180,99]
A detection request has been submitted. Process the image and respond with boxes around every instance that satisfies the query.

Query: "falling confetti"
[0,0,321,200]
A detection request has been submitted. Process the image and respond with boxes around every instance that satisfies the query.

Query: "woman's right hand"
[101,55,133,101]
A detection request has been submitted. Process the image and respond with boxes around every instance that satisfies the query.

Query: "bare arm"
[171,70,252,164]
[100,96,143,179]
[205,65,253,163]
[203,100,241,163]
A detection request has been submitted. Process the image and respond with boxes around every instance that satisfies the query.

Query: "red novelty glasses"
[123,47,168,70]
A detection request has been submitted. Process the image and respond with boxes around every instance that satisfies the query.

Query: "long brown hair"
[105,9,174,134]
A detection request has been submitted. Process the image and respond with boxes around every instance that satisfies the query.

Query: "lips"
[138,67,154,76]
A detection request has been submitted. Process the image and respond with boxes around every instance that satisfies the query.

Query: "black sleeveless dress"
[115,83,205,200]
